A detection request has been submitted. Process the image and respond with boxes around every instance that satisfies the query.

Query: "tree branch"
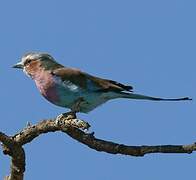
[0,132,25,180]
[1,114,196,179]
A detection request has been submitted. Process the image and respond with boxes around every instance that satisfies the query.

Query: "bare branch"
[0,132,25,180]
[0,114,196,179]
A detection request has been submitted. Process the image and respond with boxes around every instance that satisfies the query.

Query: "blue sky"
[0,0,195,179]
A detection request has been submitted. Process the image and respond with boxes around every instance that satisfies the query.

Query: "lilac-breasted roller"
[13,52,192,113]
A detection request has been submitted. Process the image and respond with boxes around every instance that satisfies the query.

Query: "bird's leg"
[56,98,90,131]
[56,97,83,122]
[71,97,85,113]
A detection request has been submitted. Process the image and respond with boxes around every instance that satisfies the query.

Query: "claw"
[55,112,76,125]
[55,112,91,131]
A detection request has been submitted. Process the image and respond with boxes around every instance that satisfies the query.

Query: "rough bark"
[0,113,196,179]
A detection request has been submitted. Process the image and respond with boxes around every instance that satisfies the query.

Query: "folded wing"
[52,67,133,93]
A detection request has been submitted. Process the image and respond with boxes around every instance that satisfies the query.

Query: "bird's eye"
[25,59,32,66]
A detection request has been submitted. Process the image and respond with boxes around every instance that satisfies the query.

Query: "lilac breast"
[34,71,60,104]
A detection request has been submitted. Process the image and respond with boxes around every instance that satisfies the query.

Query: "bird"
[13,52,192,114]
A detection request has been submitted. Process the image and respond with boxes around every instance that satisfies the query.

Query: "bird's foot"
[55,112,90,131]
[60,111,77,119]
[67,118,91,131]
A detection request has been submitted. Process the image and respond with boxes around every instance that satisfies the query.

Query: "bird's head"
[13,52,63,77]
